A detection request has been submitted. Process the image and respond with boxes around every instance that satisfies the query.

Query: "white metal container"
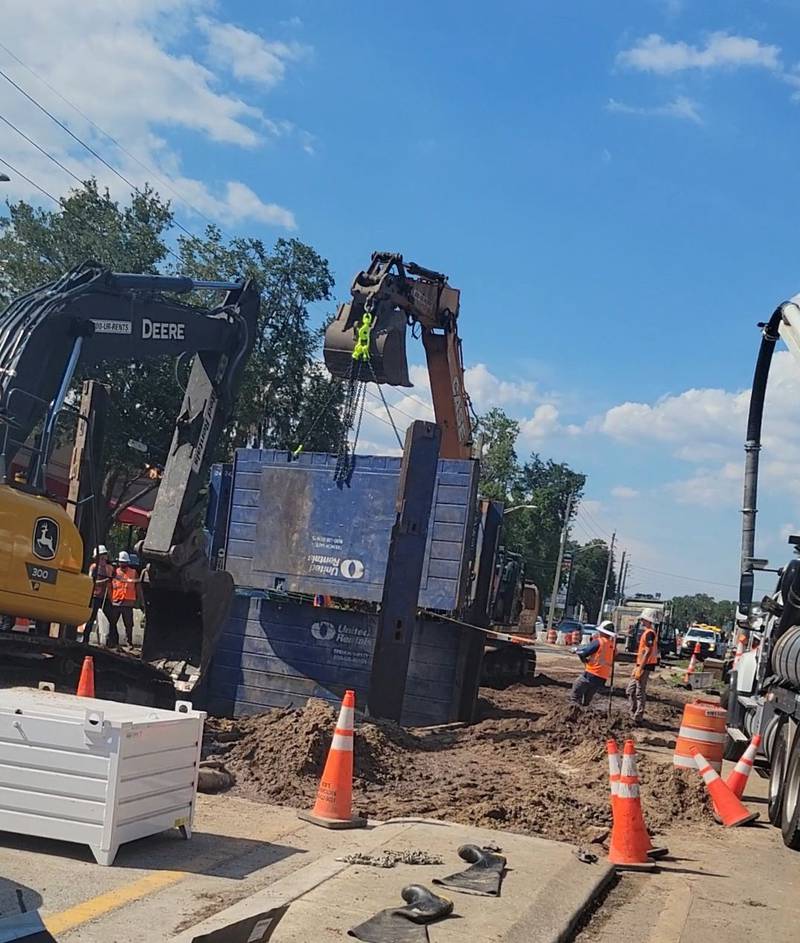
[0,687,205,865]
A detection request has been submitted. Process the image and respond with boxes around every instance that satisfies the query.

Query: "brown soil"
[203,661,710,846]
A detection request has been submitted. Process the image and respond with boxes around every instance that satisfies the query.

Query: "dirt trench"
[203,659,710,846]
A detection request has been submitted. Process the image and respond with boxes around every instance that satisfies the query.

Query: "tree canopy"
[568,538,616,623]
[669,594,735,631]
[0,181,343,538]
[476,407,589,601]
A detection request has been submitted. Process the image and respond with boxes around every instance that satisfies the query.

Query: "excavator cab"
[323,299,412,387]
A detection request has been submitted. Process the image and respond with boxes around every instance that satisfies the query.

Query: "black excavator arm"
[0,261,260,700]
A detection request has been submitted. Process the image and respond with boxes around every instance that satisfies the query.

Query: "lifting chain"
[333,306,375,483]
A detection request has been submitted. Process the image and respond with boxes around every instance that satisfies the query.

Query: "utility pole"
[597,532,616,623]
[616,550,627,602]
[620,557,630,597]
[547,492,574,631]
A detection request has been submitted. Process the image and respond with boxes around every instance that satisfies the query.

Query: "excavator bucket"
[141,569,234,696]
[323,302,412,387]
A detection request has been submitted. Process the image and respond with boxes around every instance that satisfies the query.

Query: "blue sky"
[4,0,800,601]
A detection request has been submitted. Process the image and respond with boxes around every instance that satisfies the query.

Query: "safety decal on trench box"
[311,619,374,667]
[307,533,365,580]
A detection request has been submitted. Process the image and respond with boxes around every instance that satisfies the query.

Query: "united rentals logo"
[32,517,59,561]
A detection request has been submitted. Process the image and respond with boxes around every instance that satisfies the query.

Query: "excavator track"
[0,634,176,708]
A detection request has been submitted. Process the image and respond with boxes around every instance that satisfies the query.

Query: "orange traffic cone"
[76,656,95,698]
[726,733,762,799]
[692,750,759,827]
[607,740,656,870]
[298,690,367,830]
[620,738,669,859]
[684,642,701,683]
[607,738,621,813]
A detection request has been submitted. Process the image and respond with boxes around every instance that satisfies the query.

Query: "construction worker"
[109,550,142,649]
[627,606,660,723]
[568,621,617,706]
[84,545,114,644]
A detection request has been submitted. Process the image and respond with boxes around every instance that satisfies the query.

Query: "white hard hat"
[94,545,108,557]
[597,621,616,638]
[640,607,660,624]
[117,550,131,564]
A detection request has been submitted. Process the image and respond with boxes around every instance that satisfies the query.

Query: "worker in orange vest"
[626,607,660,723]
[568,621,617,706]
[84,545,115,644]
[108,550,142,649]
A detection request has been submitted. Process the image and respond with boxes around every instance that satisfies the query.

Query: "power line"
[365,386,429,425]
[579,503,614,540]
[0,153,183,266]
[0,112,86,187]
[571,517,600,544]
[626,562,738,592]
[0,155,59,203]
[0,41,218,229]
[0,66,198,245]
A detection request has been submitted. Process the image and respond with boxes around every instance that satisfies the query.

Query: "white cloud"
[519,404,560,440]
[611,486,640,499]
[463,363,539,409]
[197,16,310,89]
[617,32,781,74]
[217,181,296,228]
[0,0,303,227]
[599,350,800,510]
[600,385,748,448]
[666,462,742,507]
[606,95,702,124]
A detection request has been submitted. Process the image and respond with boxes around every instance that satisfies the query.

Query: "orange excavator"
[324,252,538,682]
[323,251,474,460]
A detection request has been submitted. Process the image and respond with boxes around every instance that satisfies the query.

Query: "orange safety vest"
[585,635,615,681]
[112,565,138,606]
[89,561,113,599]
[637,627,659,667]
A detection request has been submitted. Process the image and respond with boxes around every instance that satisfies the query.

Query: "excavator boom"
[323,252,473,459]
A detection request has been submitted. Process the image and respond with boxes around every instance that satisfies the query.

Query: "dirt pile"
[203,662,710,846]
[204,698,423,805]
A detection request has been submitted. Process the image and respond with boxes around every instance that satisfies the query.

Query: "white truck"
[727,295,800,850]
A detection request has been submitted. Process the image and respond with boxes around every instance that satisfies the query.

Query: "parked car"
[680,625,722,658]
[557,618,583,638]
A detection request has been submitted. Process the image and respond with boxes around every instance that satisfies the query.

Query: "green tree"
[670,594,735,630]
[0,181,342,539]
[568,539,615,622]
[476,408,519,500]
[176,228,343,453]
[475,408,586,596]
[506,453,586,595]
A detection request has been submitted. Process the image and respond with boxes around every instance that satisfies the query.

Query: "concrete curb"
[171,818,615,943]
[169,821,414,942]
[504,862,616,943]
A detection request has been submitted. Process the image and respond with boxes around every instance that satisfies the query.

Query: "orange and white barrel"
[547,628,557,644]
[673,698,727,773]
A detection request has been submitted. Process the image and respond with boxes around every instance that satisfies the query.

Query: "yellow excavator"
[0,262,259,704]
